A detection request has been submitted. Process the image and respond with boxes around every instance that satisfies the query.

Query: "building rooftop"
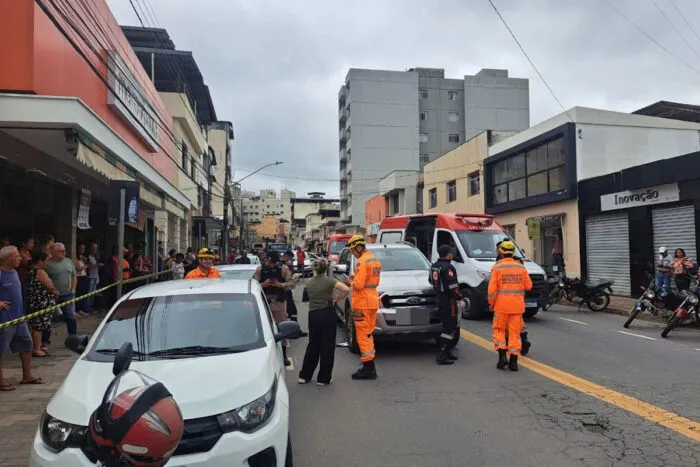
[121,26,217,125]
[632,100,700,123]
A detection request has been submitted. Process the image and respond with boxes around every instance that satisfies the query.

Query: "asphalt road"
[285,283,700,467]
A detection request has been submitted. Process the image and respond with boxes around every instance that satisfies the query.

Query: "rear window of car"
[219,269,256,280]
[87,293,265,361]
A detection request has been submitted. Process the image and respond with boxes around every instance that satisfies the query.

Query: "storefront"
[578,150,700,296]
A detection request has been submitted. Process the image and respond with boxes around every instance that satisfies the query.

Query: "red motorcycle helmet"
[87,369,184,466]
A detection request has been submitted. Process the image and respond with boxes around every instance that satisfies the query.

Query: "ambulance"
[377,213,547,319]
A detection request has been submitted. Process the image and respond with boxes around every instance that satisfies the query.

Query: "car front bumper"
[373,306,442,336]
[30,401,289,467]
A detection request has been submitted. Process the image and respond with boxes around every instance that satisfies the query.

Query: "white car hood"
[47,346,277,425]
[466,258,545,276]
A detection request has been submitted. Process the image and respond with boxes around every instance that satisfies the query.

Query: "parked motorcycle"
[661,288,700,338]
[543,276,613,312]
[623,272,678,328]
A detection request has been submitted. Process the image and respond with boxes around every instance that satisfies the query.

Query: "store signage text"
[107,51,160,152]
[600,183,680,211]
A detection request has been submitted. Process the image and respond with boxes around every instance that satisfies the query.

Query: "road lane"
[287,284,700,467]
[462,305,700,423]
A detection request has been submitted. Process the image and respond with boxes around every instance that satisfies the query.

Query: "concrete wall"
[423,132,489,214]
[418,75,465,164]
[493,199,580,276]
[340,69,420,224]
[365,195,388,226]
[464,69,530,142]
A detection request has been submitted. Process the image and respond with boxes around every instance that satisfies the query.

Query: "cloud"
[107,0,700,198]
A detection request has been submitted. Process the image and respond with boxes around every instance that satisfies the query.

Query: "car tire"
[285,433,293,467]
[460,287,488,320]
[347,307,360,354]
[523,308,539,318]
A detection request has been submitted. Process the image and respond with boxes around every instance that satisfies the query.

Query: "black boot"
[509,354,519,371]
[497,349,509,369]
[436,347,454,365]
[447,350,458,361]
[352,360,378,380]
[521,333,531,356]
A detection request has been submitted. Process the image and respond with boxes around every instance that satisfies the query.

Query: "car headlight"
[689,294,699,305]
[40,410,87,452]
[476,270,490,280]
[644,290,655,299]
[217,375,278,433]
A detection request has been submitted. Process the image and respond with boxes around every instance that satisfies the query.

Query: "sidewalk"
[0,312,105,467]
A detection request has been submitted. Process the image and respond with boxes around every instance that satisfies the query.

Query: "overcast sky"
[107,0,700,198]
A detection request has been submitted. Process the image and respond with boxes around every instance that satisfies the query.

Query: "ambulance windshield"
[455,230,525,260]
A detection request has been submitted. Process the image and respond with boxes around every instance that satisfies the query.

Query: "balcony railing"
[340,148,347,162]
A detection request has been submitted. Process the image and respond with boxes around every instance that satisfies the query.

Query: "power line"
[601,0,700,76]
[648,0,700,62]
[127,0,145,27]
[668,0,700,47]
[485,0,573,122]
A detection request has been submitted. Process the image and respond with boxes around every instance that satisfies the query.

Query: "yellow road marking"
[460,329,700,443]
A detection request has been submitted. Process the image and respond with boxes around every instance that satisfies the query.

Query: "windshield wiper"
[95,348,148,356]
[147,345,247,357]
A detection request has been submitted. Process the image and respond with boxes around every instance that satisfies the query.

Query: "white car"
[218,264,259,281]
[29,279,299,467]
[232,254,261,265]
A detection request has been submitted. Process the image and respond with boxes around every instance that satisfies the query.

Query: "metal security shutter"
[586,213,630,295]
[652,204,697,262]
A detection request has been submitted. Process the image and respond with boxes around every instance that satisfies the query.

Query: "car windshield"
[88,293,264,360]
[370,248,430,271]
[219,269,257,280]
[329,241,347,254]
[455,230,525,260]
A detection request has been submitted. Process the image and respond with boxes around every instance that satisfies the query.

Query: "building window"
[419,89,428,100]
[420,154,430,170]
[419,133,429,143]
[446,180,457,203]
[190,156,196,180]
[503,224,516,239]
[448,134,460,143]
[429,188,437,208]
[181,141,188,172]
[448,112,460,122]
[420,111,428,121]
[491,136,566,205]
[447,91,459,101]
[468,171,480,196]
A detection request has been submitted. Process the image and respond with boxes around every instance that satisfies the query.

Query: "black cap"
[267,251,280,262]
[438,244,452,258]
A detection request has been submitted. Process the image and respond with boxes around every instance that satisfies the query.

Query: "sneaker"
[317,380,332,386]
[297,378,309,384]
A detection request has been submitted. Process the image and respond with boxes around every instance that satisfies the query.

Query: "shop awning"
[76,144,134,182]
[0,93,190,208]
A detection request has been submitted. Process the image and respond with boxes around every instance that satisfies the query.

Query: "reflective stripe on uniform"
[448,283,459,289]
[494,264,525,270]
[361,350,374,357]
[364,258,380,264]
[496,289,524,294]
[440,333,454,340]
[494,341,506,347]
[365,284,378,289]
[488,294,497,300]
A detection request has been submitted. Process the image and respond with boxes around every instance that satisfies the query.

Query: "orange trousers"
[353,308,377,362]
[493,312,523,355]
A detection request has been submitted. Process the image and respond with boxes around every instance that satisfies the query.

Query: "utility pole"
[222,154,231,259]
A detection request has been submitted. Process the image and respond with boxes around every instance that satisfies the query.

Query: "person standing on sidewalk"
[298,258,350,386]
[45,243,78,337]
[0,246,45,391]
[85,242,102,313]
[345,235,382,380]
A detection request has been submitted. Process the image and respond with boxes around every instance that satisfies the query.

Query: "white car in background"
[232,254,261,265]
[29,279,299,467]
[218,263,259,281]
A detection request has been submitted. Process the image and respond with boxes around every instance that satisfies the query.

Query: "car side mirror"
[112,342,134,376]
[334,264,348,274]
[275,320,301,342]
[65,334,90,355]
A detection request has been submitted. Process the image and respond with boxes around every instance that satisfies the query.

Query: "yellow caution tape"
[0,269,172,330]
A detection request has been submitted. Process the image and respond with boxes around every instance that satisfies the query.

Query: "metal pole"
[117,188,125,299]
[238,198,244,248]
[152,223,158,281]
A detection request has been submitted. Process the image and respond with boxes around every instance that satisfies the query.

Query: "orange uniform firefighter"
[346,235,382,380]
[488,240,532,371]
[185,248,221,279]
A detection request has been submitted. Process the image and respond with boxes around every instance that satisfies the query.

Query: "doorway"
[405,216,436,259]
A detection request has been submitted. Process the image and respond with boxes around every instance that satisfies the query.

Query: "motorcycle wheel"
[623,308,642,328]
[587,292,610,312]
[661,315,681,338]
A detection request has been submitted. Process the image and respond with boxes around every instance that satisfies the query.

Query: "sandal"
[0,383,16,391]
[32,351,49,358]
[19,378,46,385]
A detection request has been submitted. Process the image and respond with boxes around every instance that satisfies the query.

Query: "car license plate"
[525,300,537,308]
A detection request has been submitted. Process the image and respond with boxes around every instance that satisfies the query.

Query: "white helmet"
[659,247,668,253]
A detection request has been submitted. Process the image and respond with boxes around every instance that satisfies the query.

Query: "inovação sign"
[600,183,679,211]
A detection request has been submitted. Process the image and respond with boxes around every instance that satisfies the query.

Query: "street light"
[229,161,283,252]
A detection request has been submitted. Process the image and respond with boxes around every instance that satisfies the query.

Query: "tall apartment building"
[241,188,295,224]
[338,67,530,225]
